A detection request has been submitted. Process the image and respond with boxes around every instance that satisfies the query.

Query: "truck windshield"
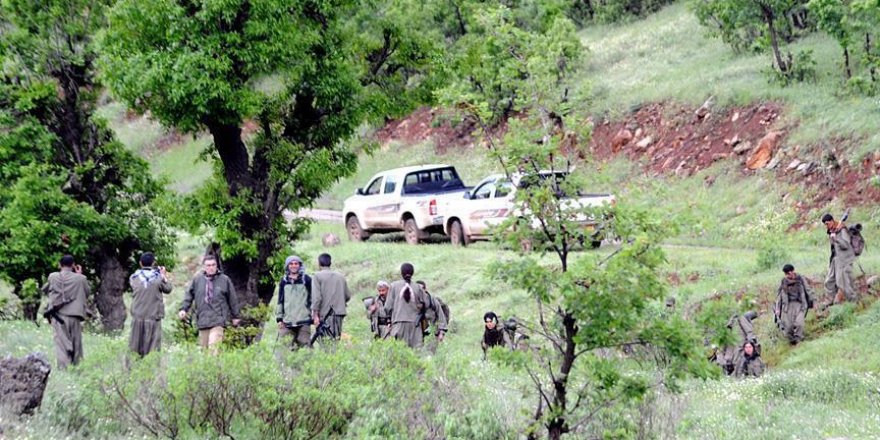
[402,168,464,194]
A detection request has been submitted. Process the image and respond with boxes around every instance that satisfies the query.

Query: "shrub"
[755,241,790,272]
[821,302,857,331]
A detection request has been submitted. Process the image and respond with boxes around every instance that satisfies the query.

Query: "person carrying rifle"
[42,255,90,369]
[384,263,427,349]
[821,213,857,303]
[276,255,312,350]
[311,253,351,341]
[775,264,810,345]
[129,252,173,357]
[366,281,392,339]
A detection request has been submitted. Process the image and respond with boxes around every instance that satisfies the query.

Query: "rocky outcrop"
[0,353,51,416]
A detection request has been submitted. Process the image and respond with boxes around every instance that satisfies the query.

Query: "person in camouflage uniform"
[822,213,857,303]
[734,341,764,378]
[715,311,758,375]
[42,255,90,369]
[775,264,809,345]
[366,281,392,339]
[128,252,173,357]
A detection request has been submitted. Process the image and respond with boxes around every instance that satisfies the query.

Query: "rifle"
[309,307,336,346]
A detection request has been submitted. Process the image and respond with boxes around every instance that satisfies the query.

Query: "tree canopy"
[0,0,175,327]
[99,0,444,307]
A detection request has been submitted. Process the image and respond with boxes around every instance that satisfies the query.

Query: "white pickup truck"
[343,164,471,244]
[441,171,615,247]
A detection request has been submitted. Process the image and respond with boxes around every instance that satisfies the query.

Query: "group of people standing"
[36,211,866,372]
[269,256,452,352]
[715,212,865,379]
[364,264,448,350]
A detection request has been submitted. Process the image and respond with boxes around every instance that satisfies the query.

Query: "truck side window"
[474,183,494,200]
[384,175,397,194]
[365,177,383,195]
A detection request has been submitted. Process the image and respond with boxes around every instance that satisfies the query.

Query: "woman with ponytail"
[384,263,427,348]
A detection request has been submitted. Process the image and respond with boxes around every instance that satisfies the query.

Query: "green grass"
[150,136,213,194]
[582,2,880,161]
[3,217,880,438]
[99,102,213,194]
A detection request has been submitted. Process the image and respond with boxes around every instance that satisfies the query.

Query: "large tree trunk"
[205,122,279,308]
[94,250,128,331]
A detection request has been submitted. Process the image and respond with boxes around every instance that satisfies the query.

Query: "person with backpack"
[775,264,810,345]
[415,280,447,352]
[275,256,312,350]
[821,213,859,303]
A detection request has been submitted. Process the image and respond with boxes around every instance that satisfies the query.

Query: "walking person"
[128,252,173,357]
[42,255,89,369]
[384,263,427,349]
[775,264,809,345]
[822,213,857,303]
[276,256,312,350]
[310,253,351,340]
[178,255,240,354]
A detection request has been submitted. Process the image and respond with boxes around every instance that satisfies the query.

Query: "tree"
[849,0,880,84]
[441,6,714,439]
[809,0,854,78]
[99,0,442,308]
[0,0,175,328]
[694,0,812,78]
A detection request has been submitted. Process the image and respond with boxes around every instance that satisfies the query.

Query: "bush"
[58,338,513,439]
[755,241,790,272]
[821,302,857,332]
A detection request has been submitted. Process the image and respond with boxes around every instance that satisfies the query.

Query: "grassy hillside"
[582,2,880,160]
[4,2,878,438]
[2,220,880,438]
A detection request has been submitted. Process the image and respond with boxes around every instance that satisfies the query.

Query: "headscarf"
[284,255,305,283]
[132,267,161,288]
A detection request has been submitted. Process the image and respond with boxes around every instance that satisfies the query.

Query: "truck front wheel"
[346,216,369,242]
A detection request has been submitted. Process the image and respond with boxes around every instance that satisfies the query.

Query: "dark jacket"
[181,272,240,330]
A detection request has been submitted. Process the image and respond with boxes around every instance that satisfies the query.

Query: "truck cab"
[343,164,470,244]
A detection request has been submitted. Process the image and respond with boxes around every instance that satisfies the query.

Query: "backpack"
[849,224,865,256]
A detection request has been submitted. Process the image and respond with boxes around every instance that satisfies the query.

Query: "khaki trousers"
[198,326,225,354]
